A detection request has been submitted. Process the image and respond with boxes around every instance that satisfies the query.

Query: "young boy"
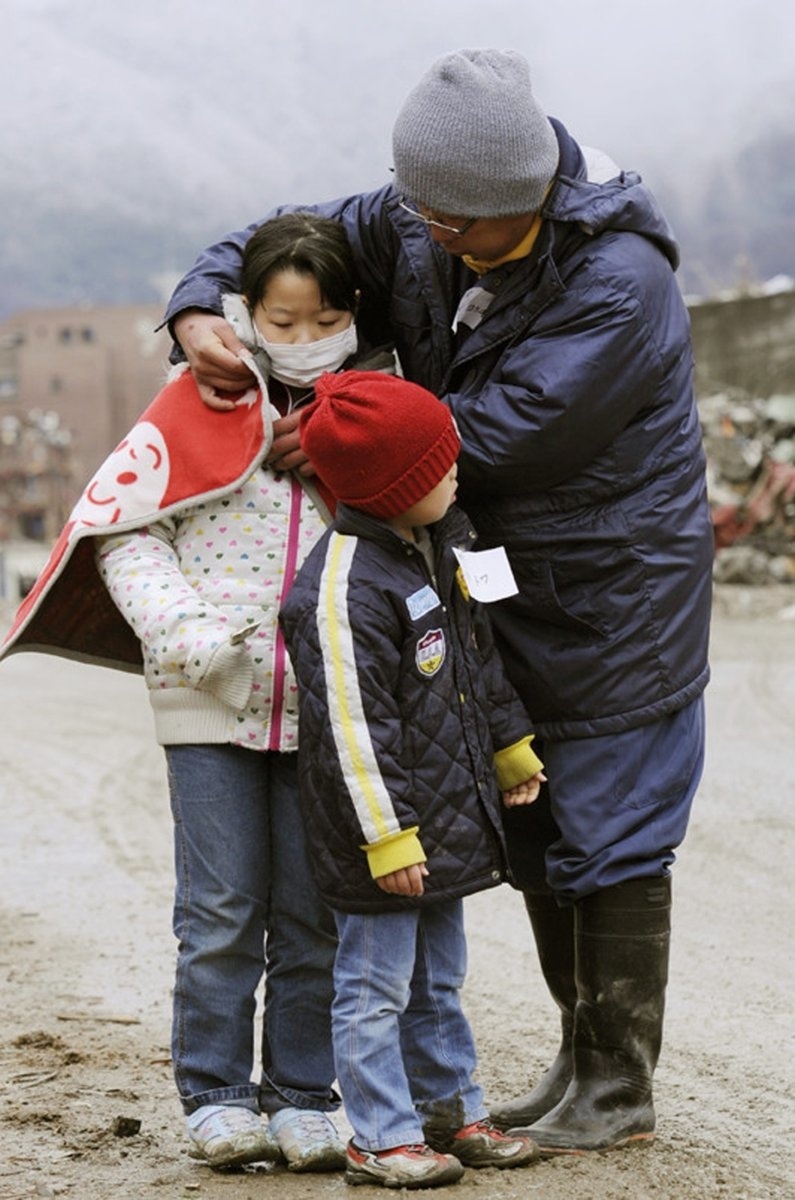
[279,370,546,1189]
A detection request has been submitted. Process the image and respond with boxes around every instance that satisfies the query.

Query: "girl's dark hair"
[241,212,359,312]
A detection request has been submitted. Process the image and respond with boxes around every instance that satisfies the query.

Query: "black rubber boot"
[489,893,576,1130]
[516,876,671,1155]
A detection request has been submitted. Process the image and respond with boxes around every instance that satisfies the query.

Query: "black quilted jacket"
[280,503,538,913]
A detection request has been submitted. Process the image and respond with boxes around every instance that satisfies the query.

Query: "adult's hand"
[172,309,255,411]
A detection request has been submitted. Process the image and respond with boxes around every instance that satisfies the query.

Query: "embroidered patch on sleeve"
[415,628,446,676]
[406,585,441,621]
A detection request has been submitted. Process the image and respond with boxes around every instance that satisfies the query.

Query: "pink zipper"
[268,476,303,749]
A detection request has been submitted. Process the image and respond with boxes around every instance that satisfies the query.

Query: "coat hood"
[544,119,680,270]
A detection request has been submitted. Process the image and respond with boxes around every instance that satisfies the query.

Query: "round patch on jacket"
[416,628,446,676]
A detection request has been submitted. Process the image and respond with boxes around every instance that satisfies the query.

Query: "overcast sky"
[4,0,793,309]
[11,0,795,187]
[314,0,795,169]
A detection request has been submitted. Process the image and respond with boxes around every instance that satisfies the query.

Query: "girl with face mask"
[90,214,395,1172]
[225,211,366,400]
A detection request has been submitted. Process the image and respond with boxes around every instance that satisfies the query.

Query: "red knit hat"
[300,370,460,518]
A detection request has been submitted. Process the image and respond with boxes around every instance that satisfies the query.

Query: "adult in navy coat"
[163,49,714,1156]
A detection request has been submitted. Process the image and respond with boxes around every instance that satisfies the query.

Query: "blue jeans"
[332,901,488,1151]
[166,744,339,1115]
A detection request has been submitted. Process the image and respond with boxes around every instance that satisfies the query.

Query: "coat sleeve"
[95,521,254,709]
[162,226,257,334]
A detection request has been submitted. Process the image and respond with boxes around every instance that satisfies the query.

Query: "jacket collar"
[333,503,476,552]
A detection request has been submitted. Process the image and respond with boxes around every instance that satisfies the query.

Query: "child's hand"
[376,863,429,896]
[502,771,547,807]
[268,409,317,476]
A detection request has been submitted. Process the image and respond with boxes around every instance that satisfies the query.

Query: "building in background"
[0,304,171,485]
[0,304,172,600]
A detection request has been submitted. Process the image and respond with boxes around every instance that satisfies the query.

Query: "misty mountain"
[655,125,795,299]
[3,1,794,317]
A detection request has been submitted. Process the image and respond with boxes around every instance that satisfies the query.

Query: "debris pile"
[0,409,75,542]
[699,391,795,585]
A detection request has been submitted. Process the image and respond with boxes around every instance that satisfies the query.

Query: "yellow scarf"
[462,211,544,276]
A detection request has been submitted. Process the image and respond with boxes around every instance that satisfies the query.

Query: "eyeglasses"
[397,198,478,238]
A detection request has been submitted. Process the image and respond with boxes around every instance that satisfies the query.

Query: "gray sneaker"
[187,1104,282,1168]
[269,1106,346,1172]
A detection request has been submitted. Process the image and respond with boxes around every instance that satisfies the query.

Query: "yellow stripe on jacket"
[316,531,406,849]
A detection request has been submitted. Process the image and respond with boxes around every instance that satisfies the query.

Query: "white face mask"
[254,322,358,388]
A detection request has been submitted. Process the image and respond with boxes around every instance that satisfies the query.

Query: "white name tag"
[452,286,495,332]
[453,546,518,602]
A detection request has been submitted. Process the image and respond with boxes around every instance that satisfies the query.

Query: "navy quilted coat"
[279,504,537,914]
[167,120,713,741]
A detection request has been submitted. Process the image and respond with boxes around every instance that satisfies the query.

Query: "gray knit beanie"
[392,48,559,218]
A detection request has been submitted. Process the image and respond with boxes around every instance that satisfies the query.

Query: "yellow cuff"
[494,735,544,789]
[363,827,427,880]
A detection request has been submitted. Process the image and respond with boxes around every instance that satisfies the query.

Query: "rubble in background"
[700,390,795,587]
[0,409,76,544]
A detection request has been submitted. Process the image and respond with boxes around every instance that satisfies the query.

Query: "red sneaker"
[345,1139,464,1188]
[451,1119,539,1168]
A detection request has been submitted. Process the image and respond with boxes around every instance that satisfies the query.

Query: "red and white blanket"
[1,366,277,673]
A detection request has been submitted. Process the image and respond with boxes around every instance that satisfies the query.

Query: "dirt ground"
[0,589,793,1200]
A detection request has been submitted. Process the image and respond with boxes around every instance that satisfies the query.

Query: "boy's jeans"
[332,900,488,1150]
[166,744,338,1115]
